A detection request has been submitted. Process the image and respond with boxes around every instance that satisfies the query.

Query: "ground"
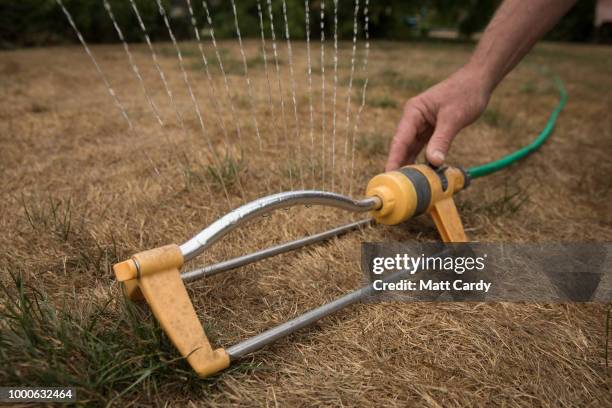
[0,39,611,406]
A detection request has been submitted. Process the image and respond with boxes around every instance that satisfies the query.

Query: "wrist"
[459,60,498,96]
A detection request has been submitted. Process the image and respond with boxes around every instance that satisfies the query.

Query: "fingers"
[425,111,461,166]
[405,127,432,165]
[385,103,427,171]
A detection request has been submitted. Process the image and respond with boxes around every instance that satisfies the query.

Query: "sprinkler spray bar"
[180,190,381,262]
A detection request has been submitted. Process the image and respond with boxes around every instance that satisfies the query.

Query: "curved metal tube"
[180,190,381,262]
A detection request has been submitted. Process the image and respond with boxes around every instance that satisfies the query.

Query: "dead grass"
[0,39,611,406]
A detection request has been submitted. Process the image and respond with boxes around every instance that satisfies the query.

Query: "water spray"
[112,75,567,378]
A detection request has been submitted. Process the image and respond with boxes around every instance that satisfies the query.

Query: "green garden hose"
[466,76,568,179]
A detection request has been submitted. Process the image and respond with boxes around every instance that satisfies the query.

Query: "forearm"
[386,0,577,169]
[466,0,576,92]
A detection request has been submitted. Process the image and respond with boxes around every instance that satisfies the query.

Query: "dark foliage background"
[0,0,599,49]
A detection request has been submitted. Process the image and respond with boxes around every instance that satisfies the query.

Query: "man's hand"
[385,0,576,172]
[385,67,492,171]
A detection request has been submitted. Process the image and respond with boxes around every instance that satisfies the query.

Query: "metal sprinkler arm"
[179,190,381,262]
[181,218,374,282]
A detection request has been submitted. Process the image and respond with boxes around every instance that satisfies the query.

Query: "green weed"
[476,181,530,217]
[339,76,369,89]
[20,194,73,242]
[482,108,513,128]
[0,274,262,405]
[379,69,435,92]
[158,45,199,59]
[0,273,221,406]
[367,95,397,109]
[207,153,244,191]
[189,57,244,76]
[282,159,305,184]
[356,133,388,156]
[247,53,283,68]
[217,58,246,76]
[521,80,538,94]
[70,233,122,277]
[352,77,368,88]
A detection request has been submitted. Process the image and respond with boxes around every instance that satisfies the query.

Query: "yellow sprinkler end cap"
[366,170,418,225]
[368,185,395,217]
[113,259,138,282]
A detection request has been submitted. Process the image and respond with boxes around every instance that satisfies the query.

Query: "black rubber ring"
[397,167,431,216]
[459,166,471,189]
[435,167,449,192]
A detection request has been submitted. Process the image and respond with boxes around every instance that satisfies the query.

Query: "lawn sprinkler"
[113,77,567,378]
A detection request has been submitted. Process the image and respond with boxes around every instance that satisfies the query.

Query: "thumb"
[425,113,461,166]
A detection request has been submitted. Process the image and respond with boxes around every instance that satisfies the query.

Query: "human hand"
[385,67,493,171]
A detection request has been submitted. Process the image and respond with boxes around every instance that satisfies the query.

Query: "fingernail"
[432,150,445,163]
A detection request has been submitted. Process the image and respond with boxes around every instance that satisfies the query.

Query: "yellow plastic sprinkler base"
[113,245,229,378]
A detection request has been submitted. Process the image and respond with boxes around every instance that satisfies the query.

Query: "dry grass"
[0,39,611,406]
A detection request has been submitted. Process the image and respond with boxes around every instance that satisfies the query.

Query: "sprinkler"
[113,77,567,378]
[366,164,469,241]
